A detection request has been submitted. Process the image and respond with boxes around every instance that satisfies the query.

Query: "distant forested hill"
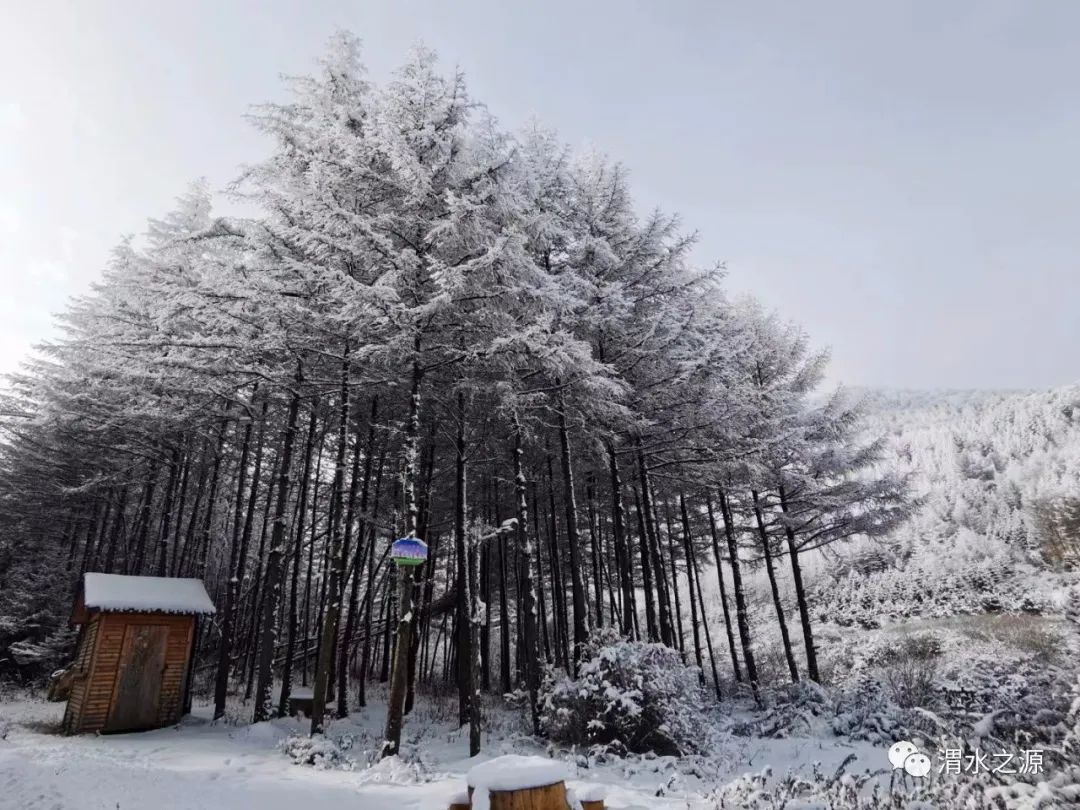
[813,385,1080,624]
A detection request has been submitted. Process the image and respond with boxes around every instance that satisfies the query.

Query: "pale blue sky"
[2,1,1078,389]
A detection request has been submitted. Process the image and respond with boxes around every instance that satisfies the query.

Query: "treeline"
[0,35,908,750]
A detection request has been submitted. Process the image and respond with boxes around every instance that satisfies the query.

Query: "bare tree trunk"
[663,498,686,654]
[336,398,373,718]
[556,393,589,669]
[301,416,328,687]
[155,443,182,577]
[454,391,472,726]
[278,402,319,716]
[718,488,758,700]
[197,415,232,581]
[636,445,673,645]
[253,371,303,723]
[778,483,820,682]
[312,350,352,735]
[130,453,159,574]
[705,497,741,683]
[687,516,722,699]
[357,441,387,708]
[495,474,512,695]
[586,475,604,629]
[751,489,799,683]
[632,486,659,642]
[168,447,192,577]
[531,480,551,663]
[382,354,422,757]
[545,451,570,672]
[243,446,279,699]
[606,444,635,638]
[214,394,256,720]
[102,486,129,574]
[513,423,540,732]
[678,495,704,682]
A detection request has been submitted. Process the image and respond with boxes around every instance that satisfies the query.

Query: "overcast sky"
[3,0,1079,390]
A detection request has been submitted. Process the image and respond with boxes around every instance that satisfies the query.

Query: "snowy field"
[0,690,884,810]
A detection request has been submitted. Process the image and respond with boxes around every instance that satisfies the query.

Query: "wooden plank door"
[105,624,169,732]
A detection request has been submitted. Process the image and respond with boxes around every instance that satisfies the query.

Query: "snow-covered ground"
[0,689,883,810]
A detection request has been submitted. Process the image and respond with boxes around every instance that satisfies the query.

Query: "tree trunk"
[545,451,570,672]
[705,497,741,683]
[663,498,686,654]
[687,517,722,699]
[336,399,373,718]
[168,447,192,577]
[381,355,422,756]
[632,486,659,642]
[102,486,129,574]
[513,423,540,732]
[779,483,820,682]
[382,563,414,753]
[467,494,483,757]
[301,415,328,687]
[155,443,182,577]
[130,453,159,574]
[197,415,231,581]
[751,489,799,683]
[278,401,319,716]
[586,475,603,629]
[678,495,704,682]
[495,474,512,695]
[718,488,758,699]
[244,446,279,699]
[530,480,551,663]
[606,444,635,638]
[311,352,352,734]
[357,441,387,708]
[454,390,472,726]
[253,371,303,723]
[556,393,589,669]
[214,396,256,720]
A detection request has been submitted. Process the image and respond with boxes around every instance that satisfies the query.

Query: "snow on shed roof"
[82,573,216,615]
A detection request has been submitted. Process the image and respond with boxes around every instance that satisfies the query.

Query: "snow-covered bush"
[279,732,355,770]
[708,760,1006,809]
[878,633,942,708]
[539,630,705,755]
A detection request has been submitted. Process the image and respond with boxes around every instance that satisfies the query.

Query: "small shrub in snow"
[355,754,431,785]
[539,630,705,756]
[879,634,942,709]
[279,732,355,770]
[707,758,1014,809]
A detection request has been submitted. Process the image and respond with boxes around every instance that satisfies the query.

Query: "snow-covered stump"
[569,784,607,810]
[463,755,577,810]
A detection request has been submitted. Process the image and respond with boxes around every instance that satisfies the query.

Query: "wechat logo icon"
[888,740,931,778]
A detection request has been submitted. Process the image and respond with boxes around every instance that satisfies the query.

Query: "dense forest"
[0,36,909,748]
[4,38,1078,797]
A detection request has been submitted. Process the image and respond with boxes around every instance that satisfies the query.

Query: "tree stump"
[581,801,604,810]
[468,781,568,809]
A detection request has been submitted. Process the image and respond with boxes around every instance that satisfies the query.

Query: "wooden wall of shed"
[63,612,195,734]
[62,614,100,734]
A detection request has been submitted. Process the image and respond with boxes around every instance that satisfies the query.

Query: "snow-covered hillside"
[815,385,1080,625]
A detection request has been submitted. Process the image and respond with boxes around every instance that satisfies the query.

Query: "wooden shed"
[62,573,216,735]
